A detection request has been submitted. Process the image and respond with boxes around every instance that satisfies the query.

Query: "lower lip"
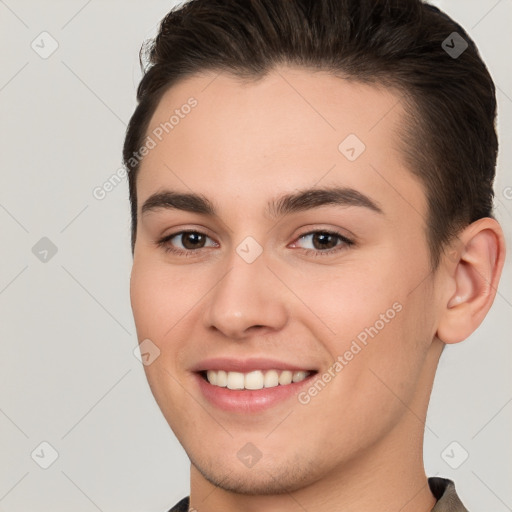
[193,372,317,413]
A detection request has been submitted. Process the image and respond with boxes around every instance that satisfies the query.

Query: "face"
[130,66,443,494]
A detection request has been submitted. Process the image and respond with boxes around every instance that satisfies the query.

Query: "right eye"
[156,230,218,256]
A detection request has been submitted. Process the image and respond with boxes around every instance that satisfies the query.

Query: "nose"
[202,247,289,340]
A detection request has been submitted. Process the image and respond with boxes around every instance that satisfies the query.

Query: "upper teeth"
[206,369,311,390]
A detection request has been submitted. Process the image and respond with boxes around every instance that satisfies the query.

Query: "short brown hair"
[123,0,498,269]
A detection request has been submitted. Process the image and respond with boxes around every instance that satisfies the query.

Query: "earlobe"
[436,218,506,345]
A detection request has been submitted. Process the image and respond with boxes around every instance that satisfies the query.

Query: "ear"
[436,217,506,344]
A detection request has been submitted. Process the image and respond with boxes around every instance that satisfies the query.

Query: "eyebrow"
[141,186,384,219]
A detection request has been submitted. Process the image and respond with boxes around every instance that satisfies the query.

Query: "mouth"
[199,368,315,390]
[193,364,319,413]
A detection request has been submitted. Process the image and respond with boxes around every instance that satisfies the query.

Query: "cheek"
[130,263,165,338]
[130,260,190,340]
[129,261,195,425]
[289,259,403,348]
[129,260,214,377]
[301,252,434,394]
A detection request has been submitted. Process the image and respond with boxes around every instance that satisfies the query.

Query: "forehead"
[137,66,426,224]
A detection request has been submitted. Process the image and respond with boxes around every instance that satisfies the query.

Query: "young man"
[123,0,506,510]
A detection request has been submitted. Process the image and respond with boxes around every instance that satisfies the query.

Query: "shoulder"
[165,496,190,512]
[165,481,470,512]
[428,477,469,512]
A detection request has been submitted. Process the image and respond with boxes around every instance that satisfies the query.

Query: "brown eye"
[179,232,207,250]
[310,232,339,250]
[295,230,353,254]
[156,230,217,256]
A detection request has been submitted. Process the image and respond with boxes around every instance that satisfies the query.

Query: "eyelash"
[155,229,354,258]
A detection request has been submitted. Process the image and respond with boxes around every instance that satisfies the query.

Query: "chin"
[189,450,320,495]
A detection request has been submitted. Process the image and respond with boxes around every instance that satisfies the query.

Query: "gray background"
[0,1,511,511]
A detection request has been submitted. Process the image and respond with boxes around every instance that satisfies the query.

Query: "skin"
[129,66,505,512]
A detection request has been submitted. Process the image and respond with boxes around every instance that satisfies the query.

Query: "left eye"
[292,230,353,253]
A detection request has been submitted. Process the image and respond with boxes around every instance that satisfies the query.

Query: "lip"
[192,364,318,414]
[190,357,316,373]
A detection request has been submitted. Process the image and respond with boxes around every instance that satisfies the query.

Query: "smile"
[203,369,312,390]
